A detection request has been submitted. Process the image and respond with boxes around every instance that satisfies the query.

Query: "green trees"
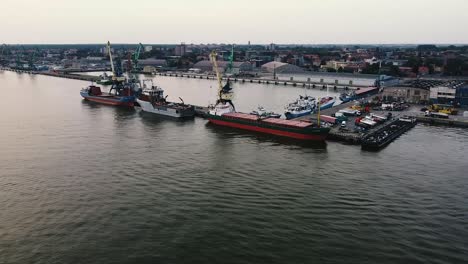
[361,63,380,74]
[445,58,467,76]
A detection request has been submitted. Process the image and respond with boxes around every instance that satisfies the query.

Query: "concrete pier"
[415,116,468,128]
[155,72,357,91]
[40,72,100,82]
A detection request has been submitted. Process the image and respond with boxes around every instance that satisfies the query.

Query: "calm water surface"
[1,71,467,264]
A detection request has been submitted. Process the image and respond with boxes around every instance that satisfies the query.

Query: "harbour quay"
[1,67,101,82]
[154,71,397,91]
[302,98,468,147]
[5,66,467,149]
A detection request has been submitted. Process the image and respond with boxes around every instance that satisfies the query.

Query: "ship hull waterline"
[284,110,312,120]
[207,115,328,141]
[81,93,135,107]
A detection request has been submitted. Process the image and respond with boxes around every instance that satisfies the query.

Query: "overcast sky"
[1,0,467,44]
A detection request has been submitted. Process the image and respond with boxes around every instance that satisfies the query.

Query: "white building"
[322,60,349,70]
[144,46,153,52]
[261,61,304,74]
[364,57,381,65]
[430,84,457,103]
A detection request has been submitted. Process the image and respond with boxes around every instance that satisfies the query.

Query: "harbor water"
[1,71,467,264]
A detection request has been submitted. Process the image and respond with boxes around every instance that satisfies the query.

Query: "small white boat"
[250,106,281,118]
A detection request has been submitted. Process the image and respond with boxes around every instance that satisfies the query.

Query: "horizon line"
[3,42,468,46]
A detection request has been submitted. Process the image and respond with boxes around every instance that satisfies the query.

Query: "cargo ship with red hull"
[80,85,136,107]
[80,41,139,107]
[205,51,329,141]
[207,112,329,141]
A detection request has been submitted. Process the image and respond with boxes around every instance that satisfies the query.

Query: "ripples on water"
[1,71,467,264]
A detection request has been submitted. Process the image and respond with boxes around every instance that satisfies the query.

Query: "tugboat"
[206,51,329,141]
[136,79,195,118]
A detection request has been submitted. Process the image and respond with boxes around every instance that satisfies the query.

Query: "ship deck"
[222,112,314,128]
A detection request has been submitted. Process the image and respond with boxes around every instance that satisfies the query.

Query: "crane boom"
[135,43,144,60]
[107,41,116,77]
[133,43,144,70]
[210,51,223,96]
[210,50,233,101]
[107,41,125,82]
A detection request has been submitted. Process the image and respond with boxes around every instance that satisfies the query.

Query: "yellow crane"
[107,41,126,82]
[210,50,233,101]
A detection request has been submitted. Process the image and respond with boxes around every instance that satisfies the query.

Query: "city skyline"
[1,0,468,45]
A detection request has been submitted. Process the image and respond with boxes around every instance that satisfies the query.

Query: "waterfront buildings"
[382,79,468,106]
[382,80,441,103]
[276,72,396,88]
[430,81,468,106]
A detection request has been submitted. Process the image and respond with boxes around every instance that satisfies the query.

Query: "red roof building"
[418,66,430,75]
